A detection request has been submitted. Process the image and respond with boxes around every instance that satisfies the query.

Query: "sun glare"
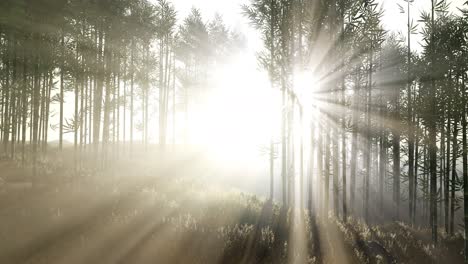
[294,71,321,118]
[189,56,281,163]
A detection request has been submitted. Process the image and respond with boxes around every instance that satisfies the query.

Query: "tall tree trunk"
[10,38,17,158]
[407,0,415,226]
[350,71,360,213]
[429,0,438,244]
[130,38,134,154]
[75,45,80,169]
[21,51,27,165]
[440,110,445,228]
[32,33,40,181]
[122,58,126,152]
[446,109,451,233]
[269,0,276,201]
[379,91,386,217]
[393,94,401,221]
[159,38,166,149]
[340,0,347,223]
[451,106,459,236]
[93,25,104,158]
[423,128,428,224]
[143,44,148,148]
[171,52,176,146]
[281,80,288,206]
[333,124,339,217]
[318,118,324,217]
[414,116,420,224]
[288,98,295,207]
[59,31,64,151]
[102,32,112,165]
[308,121,315,212]
[324,121,331,217]
[365,46,373,223]
[300,108,304,209]
[43,72,52,154]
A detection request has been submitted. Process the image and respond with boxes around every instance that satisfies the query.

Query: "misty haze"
[1,0,468,263]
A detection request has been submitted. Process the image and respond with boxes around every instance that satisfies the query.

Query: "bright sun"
[294,71,321,113]
[187,58,322,165]
[188,56,281,161]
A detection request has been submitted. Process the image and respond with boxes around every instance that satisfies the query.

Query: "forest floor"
[0,148,464,264]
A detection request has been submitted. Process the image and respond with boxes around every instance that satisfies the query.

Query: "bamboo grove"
[0,1,242,168]
[244,0,468,257]
[2,0,468,261]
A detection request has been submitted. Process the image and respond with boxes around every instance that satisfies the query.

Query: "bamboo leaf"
[397,3,405,14]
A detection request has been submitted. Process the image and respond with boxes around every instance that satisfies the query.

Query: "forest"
[1,0,468,263]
